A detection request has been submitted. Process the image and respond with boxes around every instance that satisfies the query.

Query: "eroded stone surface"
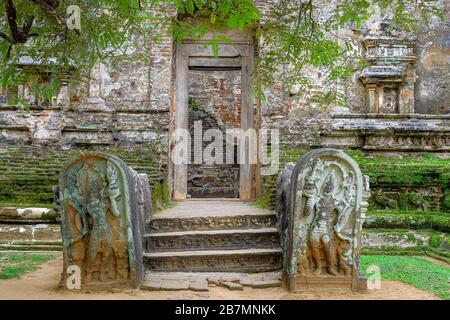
[252,279,281,289]
[189,280,209,292]
[142,271,283,292]
[278,148,370,292]
[160,280,189,291]
[56,153,150,290]
[0,207,58,223]
[222,282,243,291]
[0,1,448,213]
[141,280,161,291]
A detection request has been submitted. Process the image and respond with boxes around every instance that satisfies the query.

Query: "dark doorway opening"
[187,67,241,198]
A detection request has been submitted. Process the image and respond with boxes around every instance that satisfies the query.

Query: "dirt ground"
[0,257,441,300]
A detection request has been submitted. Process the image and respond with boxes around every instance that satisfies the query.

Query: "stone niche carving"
[278,148,370,292]
[359,29,417,114]
[55,152,151,290]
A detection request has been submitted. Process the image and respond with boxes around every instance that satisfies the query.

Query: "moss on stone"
[257,175,277,209]
[151,178,171,211]
[259,148,449,213]
[365,211,450,232]
[362,227,449,262]
[0,145,167,210]
[361,246,427,256]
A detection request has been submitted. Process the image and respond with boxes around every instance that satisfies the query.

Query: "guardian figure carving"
[277,148,370,292]
[56,153,150,289]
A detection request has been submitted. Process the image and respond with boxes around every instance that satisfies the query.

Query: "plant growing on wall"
[254,0,443,106]
[0,0,443,106]
[168,0,442,106]
[0,0,158,105]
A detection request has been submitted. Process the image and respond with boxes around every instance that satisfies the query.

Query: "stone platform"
[143,199,282,274]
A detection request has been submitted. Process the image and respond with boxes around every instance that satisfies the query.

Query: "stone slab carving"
[323,114,450,153]
[146,231,279,252]
[145,253,282,273]
[277,148,370,292]
[148,214,276,233]
[55,152,151,289]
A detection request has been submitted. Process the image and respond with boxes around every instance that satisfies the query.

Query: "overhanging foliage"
[0,0,443,105]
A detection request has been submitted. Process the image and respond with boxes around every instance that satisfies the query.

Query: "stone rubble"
[142,271,282,292]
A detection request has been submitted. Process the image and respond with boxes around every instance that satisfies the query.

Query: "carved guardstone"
[278,148,370,292]
[55,153,151,290]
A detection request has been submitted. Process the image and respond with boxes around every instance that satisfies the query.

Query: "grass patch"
[0,252,56,280]
[361,255,450,300]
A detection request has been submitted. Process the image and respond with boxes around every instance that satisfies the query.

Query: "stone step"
[147,213,277,233]
[188,187,238,198]
[145,228,279,252]
[144,248,282,272]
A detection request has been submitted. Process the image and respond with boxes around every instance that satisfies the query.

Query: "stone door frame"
[171,36,257,201]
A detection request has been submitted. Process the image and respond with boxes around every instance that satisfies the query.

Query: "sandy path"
[0,257,440,300]
[413,255,449,268]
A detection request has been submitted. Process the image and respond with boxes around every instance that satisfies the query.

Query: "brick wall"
[187,70,241,197]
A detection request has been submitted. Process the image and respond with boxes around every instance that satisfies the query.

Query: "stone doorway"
[187,69,241,198]
[172,30,257,201]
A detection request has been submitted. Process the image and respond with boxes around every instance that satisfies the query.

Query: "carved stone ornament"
[55,153,151,290]
[278,148,370,292]
[359,33,417,114]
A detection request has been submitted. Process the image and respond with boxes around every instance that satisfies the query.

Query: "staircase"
[143,199,282,273]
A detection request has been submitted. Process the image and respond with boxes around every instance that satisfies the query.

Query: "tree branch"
[23,16,35,34]
[30,0,64,26]
[3,0,23,43]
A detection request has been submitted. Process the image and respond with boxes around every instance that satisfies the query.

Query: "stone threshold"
[152,199,275,218]
[142,271,282,292]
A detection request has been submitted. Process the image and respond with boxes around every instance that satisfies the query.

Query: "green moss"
[365,211,450,232]
[430,234,441,248]
[152,179,171,211]
[361,247,426,256]
[427,232,449,250]
[257,175,277,209]
[406,232,416,242]
[362,227,449,261]
[0,146,167,209]
[256,192,271,209]
[259,148,449,212]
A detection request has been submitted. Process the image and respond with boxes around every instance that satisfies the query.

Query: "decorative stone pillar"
[359,30,417,114]
[56,72,71,109]
[85,62,112,112]
[0,86,6,104]
[366,83,379,113]
[17,81,26,103]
